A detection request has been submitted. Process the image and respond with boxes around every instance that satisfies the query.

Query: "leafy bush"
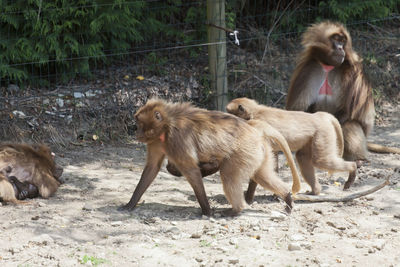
[0,0,149,86]
[318,0,400,23]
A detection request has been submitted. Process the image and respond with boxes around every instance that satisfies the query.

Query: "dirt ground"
[0,103,399,267]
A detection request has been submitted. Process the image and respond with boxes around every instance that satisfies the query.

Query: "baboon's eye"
[154,111,162,121]
[238,105,244,112]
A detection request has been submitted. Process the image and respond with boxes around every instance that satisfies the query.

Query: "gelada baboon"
[286,21,400,162]
[0,143,63,203]
[226,97,357,199]
[120,99,301,216]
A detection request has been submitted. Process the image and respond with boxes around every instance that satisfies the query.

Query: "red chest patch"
[319,64,334,96]
[159,132,165,143]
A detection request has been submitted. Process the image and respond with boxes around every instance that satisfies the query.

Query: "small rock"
[326,221,346,230]
[82,204,95,211]
[270,210,287,221]
[195,258,203,263]
[314,209,323,215]
[368,248,376,253]
[110,221,123,227]
[43,99,50,105]
[218,219,227,225]
[355,242,364,248]
[346,229,359,238]
[30,234,54,245]
[191,233,202,239]
[31,216,40,220]
[8,246,23,254]
[166,226,180,235]
[229,238,238,246]
[85,90,96,97]
[228,259,239,264]
[36,201,46,207]
[290,234,305,241]
[12,110,26,119]
[372,210,379,215]
[300,242,312,250]
[373,239,385,250]
[288,242,301,251]
[56,98,64,107]
[74,92,84,98]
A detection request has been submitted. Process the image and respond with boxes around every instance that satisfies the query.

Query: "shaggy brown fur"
[0,143,63,203]
[285,21,380,161]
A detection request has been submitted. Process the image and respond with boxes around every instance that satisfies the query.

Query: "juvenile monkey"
[226,97,357,201]
[120,99,301,216]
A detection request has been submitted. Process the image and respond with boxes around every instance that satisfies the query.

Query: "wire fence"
[0,0,399,144]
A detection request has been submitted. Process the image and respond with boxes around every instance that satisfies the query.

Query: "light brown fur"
[120,98,297,216]
[226,97,357,196]
[0,143,63,202]
[0,173,20,204]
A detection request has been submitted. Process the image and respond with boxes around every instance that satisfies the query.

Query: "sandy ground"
[0,105,399,267]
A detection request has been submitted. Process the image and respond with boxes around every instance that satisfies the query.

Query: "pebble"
[346,229,359,238]
[166,226,180,235]
[30,234,54,245]
[300,242,312,250]
[74,92,84,98]
[290,234,305,241]
[56,98,64,107]
[8,245,23,254]
[36,201,46,207]
[229,238,239,246]
[82,204,95,211]
[191,233,202,239]
[288,242,301,251]
[270,210,287,221]
[228,259,239,264]
[110,221,123,227]
[355,242,364,248]
[373,239,385,250]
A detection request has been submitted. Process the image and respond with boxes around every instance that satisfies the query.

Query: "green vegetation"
[80,254,110,266]
[0,0,398,86]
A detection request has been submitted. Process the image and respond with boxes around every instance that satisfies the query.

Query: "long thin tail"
[367,142,400,154]
[250,120,302,194]
[331,116,344,157]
